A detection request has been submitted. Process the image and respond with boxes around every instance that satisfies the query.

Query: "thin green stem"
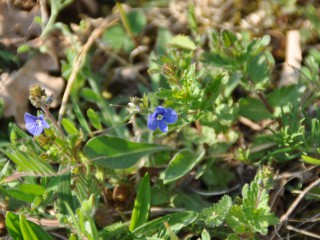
[41,0,74,38]
[116,1,138,47]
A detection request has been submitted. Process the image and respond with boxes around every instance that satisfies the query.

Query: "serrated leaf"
[168,35,196,50]
[162,149,205,184]
[226,205,247,234]
[199,195,232,228]
[155,88,174,100]
[130,173,150,231]
[87,109,102,130]
[132,211,198,238]
[83,136,171,169]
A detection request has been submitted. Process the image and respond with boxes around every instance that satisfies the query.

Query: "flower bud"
[29,85,47,108]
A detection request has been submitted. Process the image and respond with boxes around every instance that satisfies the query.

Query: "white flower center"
[36,119,42,126]
[157,114,163,120]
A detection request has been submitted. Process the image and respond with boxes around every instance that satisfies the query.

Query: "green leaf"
[155,27,172,55]
[199,195,232,228]
[132,211,198,238]
[100,222,132,239]
[56,173,75,215]
[1,148,55,175]
[168,35,196,50]
[301,155,320,165]
[239,98,273,121]
[102,25,134,52]
[6,212,23,240]
[83,136,171,169]
[87,109,102,130]
[127,10,147,35]
[130,173,151,231]
[268,85,302,108]
[80,88,100,103]
[221,29,237,47]
[20,215,54,240]
[61,118,78,135]
[18,184,45,196]
[162,149,205,184]
[6,189,36,203]
[73,102,91,134]
[246,53,272,89]
[85,217,100,240]
[201,229,211,240]
[226,205,248,234]
[17,44,31,53]
[155,88,174,100]
[6,184,45,203]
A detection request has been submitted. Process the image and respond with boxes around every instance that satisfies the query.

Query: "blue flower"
[148,106,178,132]
[24,113,50,136]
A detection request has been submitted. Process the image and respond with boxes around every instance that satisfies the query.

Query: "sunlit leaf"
[84,136,172,169]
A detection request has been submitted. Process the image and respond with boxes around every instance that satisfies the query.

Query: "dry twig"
[58,17,118,125]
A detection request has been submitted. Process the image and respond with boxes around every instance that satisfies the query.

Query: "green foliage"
[168,35,197,50]
[199,195,232,228]
[2,2,318,239]
[83,135,172,169]
[130,173,151,231]
[226,167,279,237]
[162,149,205,184]
[132,211,198,239]
[6,212,54,240]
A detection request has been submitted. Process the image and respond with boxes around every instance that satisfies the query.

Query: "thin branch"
[287,225,320,239]
[38,0,49,26]
[280,177,320,223]
[58,17,118,125]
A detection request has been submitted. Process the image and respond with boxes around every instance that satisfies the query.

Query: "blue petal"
[26,122,37,135]
[147,114,159,130]
[26,121,44,136]
[155,106,166,114]
[39,115,50,129]
[24,112,37,125]
[163,108,178,124]
[33,124,44,137]
[158,120,168,132]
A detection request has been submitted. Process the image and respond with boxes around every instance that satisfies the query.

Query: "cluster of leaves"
[197,167,278,239]
[1,0,320,239]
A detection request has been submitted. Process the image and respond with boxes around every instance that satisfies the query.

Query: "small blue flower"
[24,113,50,136]
[148,106,178,132]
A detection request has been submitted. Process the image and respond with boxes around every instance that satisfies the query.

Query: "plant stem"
[42,107,65,137]
[247,75,283,127]
[116,1,138,47]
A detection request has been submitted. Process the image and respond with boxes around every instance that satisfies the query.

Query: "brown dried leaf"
[0,2,41,46]
[0,54,64,127]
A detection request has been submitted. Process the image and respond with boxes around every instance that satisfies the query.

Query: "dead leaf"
[0,54,64,127]
[0,2,41,46]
